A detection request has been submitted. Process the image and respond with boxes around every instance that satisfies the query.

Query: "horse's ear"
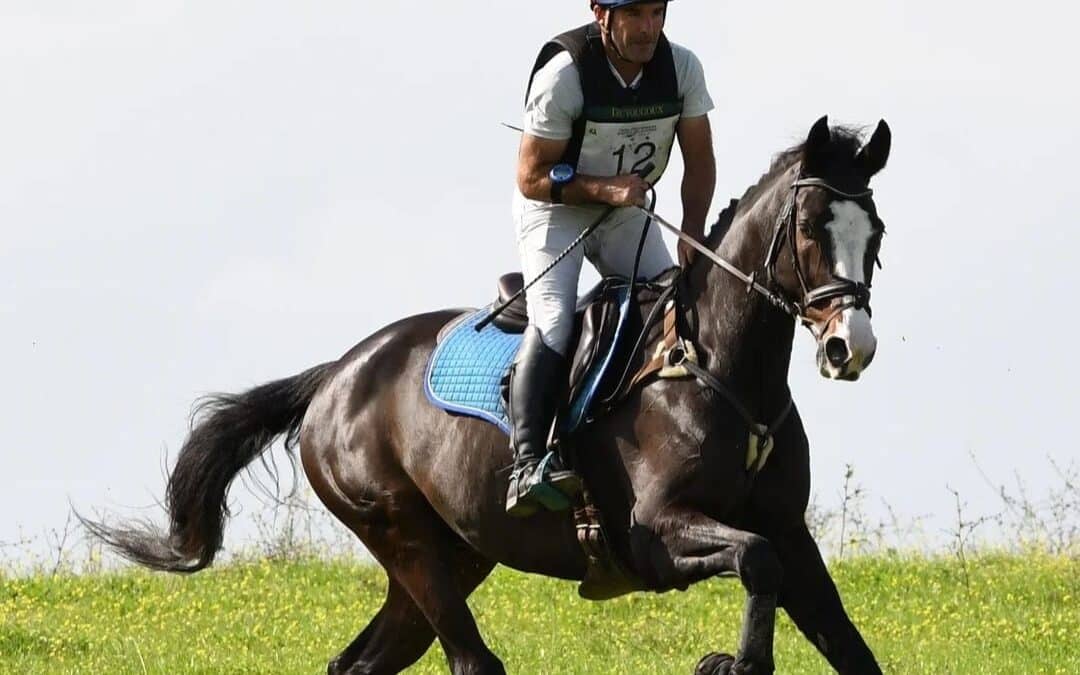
[857,119,891,178]
[803,115,831,174]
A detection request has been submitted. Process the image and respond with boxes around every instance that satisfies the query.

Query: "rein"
[638,174,875,332]
[632,173,874,465]
[637,206,803,319]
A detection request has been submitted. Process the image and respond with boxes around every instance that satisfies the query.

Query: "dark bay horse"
[86,116,892,674]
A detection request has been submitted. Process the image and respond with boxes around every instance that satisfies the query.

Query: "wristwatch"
[549,163,575,204]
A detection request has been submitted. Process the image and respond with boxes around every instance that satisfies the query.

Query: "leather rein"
[640,173,875,333]
[633,173,874,465]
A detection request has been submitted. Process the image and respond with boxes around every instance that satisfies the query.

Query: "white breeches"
[514,203,674,356]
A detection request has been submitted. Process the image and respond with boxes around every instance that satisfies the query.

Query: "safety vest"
[526,22,683,186]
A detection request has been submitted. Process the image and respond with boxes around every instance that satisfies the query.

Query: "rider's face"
[596,3,667,64]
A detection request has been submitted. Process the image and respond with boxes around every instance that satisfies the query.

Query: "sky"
[2,1,1078,561]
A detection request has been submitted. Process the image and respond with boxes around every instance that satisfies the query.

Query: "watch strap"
[551,179,565,204]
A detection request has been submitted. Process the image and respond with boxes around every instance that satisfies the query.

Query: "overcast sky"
[2,1,1077,559]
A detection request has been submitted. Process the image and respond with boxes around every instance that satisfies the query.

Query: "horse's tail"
[81,361,337,573]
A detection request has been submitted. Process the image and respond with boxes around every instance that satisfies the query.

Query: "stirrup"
[536,452,583,498]
[505,453,580,517]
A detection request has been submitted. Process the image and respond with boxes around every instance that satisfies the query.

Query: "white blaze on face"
[825,201,873,283]
[821,201,877,377]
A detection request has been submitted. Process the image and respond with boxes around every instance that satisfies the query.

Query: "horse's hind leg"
[391,543,503,675]
[328,494,502,675]
[329,578,435,675]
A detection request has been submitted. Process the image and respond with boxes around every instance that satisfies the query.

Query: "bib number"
[612,141,657,176]
[577,115,679,185]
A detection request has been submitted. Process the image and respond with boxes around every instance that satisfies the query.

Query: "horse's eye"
[797,222,815,238]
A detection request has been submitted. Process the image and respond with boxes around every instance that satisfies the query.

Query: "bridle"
[639,171,876,335]
[632,170,877,463]
[763,175,875,336]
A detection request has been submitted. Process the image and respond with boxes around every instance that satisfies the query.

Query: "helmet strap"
[600,9,633,64]
[599,5,667,70]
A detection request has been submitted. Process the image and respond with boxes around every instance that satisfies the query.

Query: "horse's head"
[768,116,891,381]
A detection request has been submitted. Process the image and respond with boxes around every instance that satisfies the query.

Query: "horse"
[85,115,892,675]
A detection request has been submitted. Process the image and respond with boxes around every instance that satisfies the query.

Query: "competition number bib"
[577,114,679,185]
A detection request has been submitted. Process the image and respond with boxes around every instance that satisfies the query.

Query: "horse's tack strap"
[618,301,698,390]
[573,500,607,566]
[627,303,680,389]
[614,292,791,473]
[682,359,793,473]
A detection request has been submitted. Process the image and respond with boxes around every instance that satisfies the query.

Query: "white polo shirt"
[513,42,714,227]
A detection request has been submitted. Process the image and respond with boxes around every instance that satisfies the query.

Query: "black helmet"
[592,0,672,8]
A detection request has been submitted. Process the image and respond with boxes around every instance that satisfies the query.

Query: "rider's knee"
[530,320,572,357]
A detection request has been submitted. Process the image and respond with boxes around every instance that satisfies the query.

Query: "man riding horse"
[84,0,894,668]
[508,0,717,516]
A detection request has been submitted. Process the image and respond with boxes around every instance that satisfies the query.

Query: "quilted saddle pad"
[424,308,521,434]
[424,286,635,436]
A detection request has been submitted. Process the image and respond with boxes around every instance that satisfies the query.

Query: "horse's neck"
[687,169,797,398]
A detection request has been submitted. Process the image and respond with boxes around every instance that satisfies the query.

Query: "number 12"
[613,141,657,175]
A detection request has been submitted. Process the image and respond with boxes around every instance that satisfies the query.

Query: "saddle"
[492,267,686,438]
[426,267,693,442]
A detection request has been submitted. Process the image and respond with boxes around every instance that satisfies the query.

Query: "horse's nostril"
[825,337,850,368]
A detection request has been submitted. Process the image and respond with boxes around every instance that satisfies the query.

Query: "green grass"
[2,554,1077,674]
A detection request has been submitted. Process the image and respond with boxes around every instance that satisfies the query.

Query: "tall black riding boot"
[505,327,583,517]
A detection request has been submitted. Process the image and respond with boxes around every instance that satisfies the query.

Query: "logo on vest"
[607,104,669,120]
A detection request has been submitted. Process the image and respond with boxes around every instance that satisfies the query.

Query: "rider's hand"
[603,174,650,208]
[678,226,704,268]
[678,239,697,268]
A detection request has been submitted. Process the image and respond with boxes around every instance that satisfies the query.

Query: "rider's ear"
[803,115,831,176]
[856,120,891,179]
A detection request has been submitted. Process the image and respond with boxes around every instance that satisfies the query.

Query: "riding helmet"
[591,0,672,8]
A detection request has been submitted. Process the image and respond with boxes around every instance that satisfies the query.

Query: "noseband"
[763,176,875,332]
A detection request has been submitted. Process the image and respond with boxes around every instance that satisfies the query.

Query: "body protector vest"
[526,23,683,186]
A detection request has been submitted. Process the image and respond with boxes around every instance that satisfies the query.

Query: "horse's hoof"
[695,652,735,675]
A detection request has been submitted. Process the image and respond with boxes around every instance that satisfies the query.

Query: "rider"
[507,0,716,516]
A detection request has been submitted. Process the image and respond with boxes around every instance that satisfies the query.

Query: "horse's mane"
[705,125,867,244]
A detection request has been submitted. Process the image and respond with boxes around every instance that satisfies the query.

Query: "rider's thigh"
[591,211,674,280]
[516,214,586,356]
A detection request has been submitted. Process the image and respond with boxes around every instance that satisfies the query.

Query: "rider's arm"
[516,133,648,208]
[676,114,716,265]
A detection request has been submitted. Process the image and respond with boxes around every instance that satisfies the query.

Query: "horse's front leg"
[631,508,782,675]
[767,521,882,674]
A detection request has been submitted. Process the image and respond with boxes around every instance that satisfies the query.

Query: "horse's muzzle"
[817,307,876,380]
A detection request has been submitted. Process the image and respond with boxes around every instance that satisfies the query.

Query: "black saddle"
[491,268,682,432]
[491,273,605,334]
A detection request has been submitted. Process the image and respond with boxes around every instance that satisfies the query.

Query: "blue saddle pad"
[424,292,631,435]
[424,309,521,434]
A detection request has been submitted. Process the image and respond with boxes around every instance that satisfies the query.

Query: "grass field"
[2,553,1077,674]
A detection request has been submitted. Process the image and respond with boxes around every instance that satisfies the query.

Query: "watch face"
[550,164,575,184]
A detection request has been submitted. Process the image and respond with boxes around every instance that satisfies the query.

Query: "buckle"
[659,339,698,379]
[745,424,776,472]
